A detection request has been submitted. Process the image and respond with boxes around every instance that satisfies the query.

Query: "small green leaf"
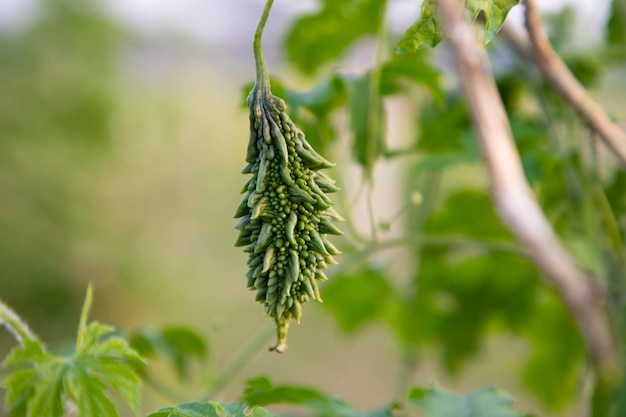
[466,0,521,43]
[607,0,626,46]
[1,287,144,417]
[146,401,275,417]
[347,74,386,177]
[27,360,67,417]
[322,268,393,333]
[2,339,49,367]
[243,376,395,417]
[129,325,207,381]
[417,98,473,154]
[424,190,512,240]
[396,0,520,53]
[284,0,384,74]
[380,51,443,101]
[409,384,527,417]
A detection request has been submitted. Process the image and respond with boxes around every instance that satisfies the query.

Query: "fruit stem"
[253,0,274,92]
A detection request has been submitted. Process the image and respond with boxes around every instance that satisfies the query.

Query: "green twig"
[203,324,274,401]
[144,375,188,404]
[0,299,38,345]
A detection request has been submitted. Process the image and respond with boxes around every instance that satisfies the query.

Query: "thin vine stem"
[253,0,274,91]
[0,299,38,345]
[203,323,274,401]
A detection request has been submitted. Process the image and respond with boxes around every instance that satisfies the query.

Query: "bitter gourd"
[234,0,342,353]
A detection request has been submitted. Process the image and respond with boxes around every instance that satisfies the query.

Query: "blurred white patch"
[0,0,38,31]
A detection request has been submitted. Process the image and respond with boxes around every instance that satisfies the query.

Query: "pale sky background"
[0,0,614,48]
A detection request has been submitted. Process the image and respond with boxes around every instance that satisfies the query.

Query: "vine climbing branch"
[435,0,621,392]
[503,0,626,165]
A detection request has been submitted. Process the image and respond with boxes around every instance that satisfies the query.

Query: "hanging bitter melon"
[234,81,342,352]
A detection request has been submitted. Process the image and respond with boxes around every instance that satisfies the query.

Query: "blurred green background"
[1,1,625,416]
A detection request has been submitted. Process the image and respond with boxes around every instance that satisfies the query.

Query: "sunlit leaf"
[347,73,386,177]
[409,384,527,417]
[396,0,445,54]
[243,376,396,417]
[396,0,520,54]
[146,401,275,417]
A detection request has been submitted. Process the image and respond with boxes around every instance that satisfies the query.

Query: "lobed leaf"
[409,384,528,417]
[396,0,520,54]
[146,401,275,417]
[1,287,145,417]
[243,376,396,417]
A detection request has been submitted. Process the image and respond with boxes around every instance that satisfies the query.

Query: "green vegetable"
[234,0,342,352]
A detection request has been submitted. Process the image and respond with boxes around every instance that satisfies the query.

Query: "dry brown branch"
[508,0,626,165]
[435,0,621,386]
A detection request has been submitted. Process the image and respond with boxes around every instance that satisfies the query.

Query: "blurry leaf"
[606,170,626,217]
[414,150,479,173]
[1,286,144,417]
[287,74,348,117]
[284,0,385,74]
[396,0,520,54]
[607,0,626,46]
[409,384,527,417]
[347,74,386,177]
[423,190,512,240]
[417,98,473,154]
[322,268,393,333]
[243,377,396,417]
[391,249,540,371]
[521,292,585,409]
[380,49,443,101]
[146,401,275,417]
[129,325,208,381]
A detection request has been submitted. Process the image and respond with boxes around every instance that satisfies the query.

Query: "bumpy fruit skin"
[235,84,342,352]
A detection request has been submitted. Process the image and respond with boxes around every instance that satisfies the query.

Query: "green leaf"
[396,0,520,54]
[1,286,145,417]
[521,292,585,409]
[146,401,275,417]
[284,0,385,74]
[423,190,512,240]
[417,98,473,154]
[129,325,207,381]
[380,50,443,101]
[466,0,521,43]
[396,0,445,54]
[391,249,541,371]
[322,268,393,333]
[243,377,395,417]
[27,360,67,417]
[409,384,527,417]
[347,74,386,177]
[414,150,479,174]
[2,339,49,367]
[607,0,626,46]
